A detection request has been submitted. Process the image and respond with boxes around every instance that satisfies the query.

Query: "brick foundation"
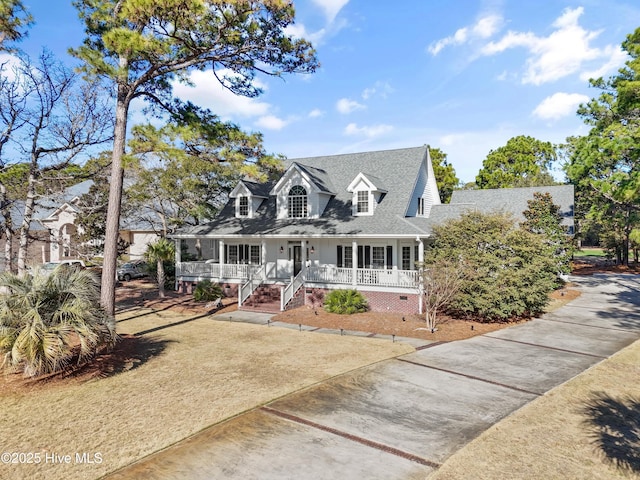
[364,290,420,314]
[302,288,420,314]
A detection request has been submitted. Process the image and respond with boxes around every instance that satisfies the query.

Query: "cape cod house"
[172,145,574,314]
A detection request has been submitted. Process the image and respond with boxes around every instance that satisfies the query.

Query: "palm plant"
[0,266,117,377]
[145,238,176,298]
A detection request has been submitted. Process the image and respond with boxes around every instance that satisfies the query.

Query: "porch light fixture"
[310,245,315,254]
[279,246,284,253]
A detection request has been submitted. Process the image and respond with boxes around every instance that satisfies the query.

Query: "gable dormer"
[229,181,267,219]
[270,163,335,219]
[347,173,387,216]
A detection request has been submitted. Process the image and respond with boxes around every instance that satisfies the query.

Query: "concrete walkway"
[105,274,640,479]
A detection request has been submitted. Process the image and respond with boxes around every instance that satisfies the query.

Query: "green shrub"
[193,280,223,302]
[323,289,368,314]
[427,211,558,322]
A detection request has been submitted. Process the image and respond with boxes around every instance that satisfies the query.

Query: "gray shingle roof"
[449,185,574,226]
[175,146,432,238]
[173,148,575,240]
[294,163,336,194]
[241,180,272,198]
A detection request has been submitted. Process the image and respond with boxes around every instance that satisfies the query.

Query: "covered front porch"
[173,236,427,311]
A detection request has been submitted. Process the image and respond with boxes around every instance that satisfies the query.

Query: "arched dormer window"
[288,185,308,218]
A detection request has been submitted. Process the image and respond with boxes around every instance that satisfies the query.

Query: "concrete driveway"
[106,274,640,479]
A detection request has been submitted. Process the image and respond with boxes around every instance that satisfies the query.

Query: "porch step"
[240,284,282,313]
[239,300,282,314]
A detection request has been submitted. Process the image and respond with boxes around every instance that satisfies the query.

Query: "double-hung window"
[357,191,369,214]
[238,196,249,216]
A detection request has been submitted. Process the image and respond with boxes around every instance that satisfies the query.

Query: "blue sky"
[7,0,640,183]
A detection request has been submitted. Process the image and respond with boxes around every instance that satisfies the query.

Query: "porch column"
[218,239,224,282]
[301,239,307,277]
[261,239,266,267]
[352,240,358,287]
[417,237,424,315]
[174,239,181,292]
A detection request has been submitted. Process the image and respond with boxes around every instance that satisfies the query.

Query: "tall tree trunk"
[4,218,13,273]
[623,209,631,267]
[0,182,13,273]
[17,172,36,275]
[100,84,129,316]
[157,258,165,299]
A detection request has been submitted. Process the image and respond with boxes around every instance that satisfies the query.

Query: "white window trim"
[353,189,373,216]
[287,185,308,218]
[237,196,249,217]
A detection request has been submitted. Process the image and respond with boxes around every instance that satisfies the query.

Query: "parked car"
[35,260,86,275]
[117,261,148,281]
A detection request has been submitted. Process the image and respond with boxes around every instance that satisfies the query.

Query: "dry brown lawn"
[429,337,640,480]
[0,305,412,480]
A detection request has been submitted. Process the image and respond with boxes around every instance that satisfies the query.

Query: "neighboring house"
[171,145,574,314]
[0,180,160,270]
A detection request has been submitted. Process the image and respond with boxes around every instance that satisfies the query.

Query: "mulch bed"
[571,258,640,275]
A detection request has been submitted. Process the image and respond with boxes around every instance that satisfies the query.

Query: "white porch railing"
[281,270,305,311]
[356,268,420,288]
[177,262,420,289]
[305,266,353,284]
[176,262,260,280]
[306,266,419,288]
[239,265,266,306]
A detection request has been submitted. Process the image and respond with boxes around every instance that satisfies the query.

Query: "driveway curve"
[105,274,640,479]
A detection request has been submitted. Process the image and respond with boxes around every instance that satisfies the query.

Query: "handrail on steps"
[280,270,305,311]
[238,264,266,306]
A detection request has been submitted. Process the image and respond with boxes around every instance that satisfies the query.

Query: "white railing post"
[352,241,358,287]
[280,286,285,311]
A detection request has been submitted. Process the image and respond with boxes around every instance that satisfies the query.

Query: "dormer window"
[357,191,370,214]
[288,185,308,218]
[238,196,249,217]
[347,172,387,217]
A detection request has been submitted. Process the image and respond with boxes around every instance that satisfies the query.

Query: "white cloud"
[286,0,349,45]
[580,44,628,81]
[480,7,623,85]
[308,108,324,118]
[344,123,393,138]
[255,115,288,130]
[172,69,271,119]
[312,0,350,23]
[473,15,502,38]
[284,23,327,45]
[336,97,365,114]
[532,92,589,120]
[361,81,394,100]
[0,53,21,81]
[428,14,503,55]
